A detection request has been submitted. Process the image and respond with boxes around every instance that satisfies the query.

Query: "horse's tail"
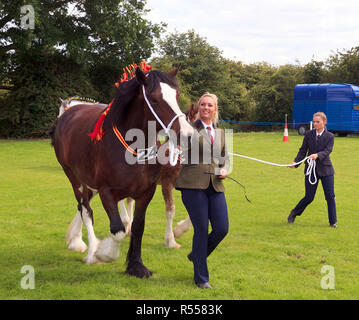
[48,119,58,147]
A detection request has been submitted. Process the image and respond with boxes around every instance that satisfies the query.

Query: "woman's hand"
[289,162,296,168]
[218,168,228,179]
[308,153,318,160]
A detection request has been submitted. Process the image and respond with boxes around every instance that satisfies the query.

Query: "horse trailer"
[292,83,359,136]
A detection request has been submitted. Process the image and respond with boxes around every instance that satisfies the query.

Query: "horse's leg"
[126,186,156,278]
[95,189,126,263]
[162,184,181,248]
[66,209,87,253]
[81,187,101,264]
[119,200,130,234]
[173,216,192,238]
[126,197,134,235]
[65,175,88,253]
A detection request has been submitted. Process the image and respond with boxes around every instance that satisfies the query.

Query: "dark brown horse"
[51,67,194,278]
[119,103,198,248]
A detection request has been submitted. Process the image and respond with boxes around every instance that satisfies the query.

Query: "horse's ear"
[136,67,147,86]
[59,98,64,103]
[168,64,181,77]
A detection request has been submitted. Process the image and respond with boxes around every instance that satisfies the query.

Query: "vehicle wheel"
[297,125,308,136]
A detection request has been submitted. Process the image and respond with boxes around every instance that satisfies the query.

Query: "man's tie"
[316,134,321,141]
[207,126,213,144]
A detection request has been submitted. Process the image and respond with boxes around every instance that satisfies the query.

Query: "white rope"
[142,85,184,166]
[229,153,317,185]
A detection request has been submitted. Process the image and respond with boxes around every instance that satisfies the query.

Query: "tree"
[152,30,225,103]
[151,30,251,120]
[250,64,303,122]
[0,0,164,137]
[302,59,324,84]
[324,47,359,85]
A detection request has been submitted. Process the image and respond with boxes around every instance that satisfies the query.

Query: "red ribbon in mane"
[88,61,152,143]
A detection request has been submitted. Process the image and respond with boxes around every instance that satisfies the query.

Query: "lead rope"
[142,85,184,166]
[229,153,317,185]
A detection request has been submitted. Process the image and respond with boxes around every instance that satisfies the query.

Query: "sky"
[145,0,359,66]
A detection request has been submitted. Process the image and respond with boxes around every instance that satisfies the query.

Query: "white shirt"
[201,121,215,141]
[316,128,325,137]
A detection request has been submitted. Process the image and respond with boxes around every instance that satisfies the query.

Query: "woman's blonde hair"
[313,112,327,124]
[196,92,219,125]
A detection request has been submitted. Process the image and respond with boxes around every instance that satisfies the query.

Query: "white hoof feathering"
[66,211,87,253]
[68,237,87,253]
[164,233,181,249]
[173,218,192,238]
[83,237,101,264]
[95,232,126,263]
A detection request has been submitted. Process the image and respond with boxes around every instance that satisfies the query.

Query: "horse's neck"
[113,98,158,147]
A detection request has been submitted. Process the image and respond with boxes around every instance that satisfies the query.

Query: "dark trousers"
[181,183,229,284]
[293,175,337,225]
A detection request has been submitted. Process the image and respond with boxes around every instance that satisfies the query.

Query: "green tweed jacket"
[175,120,230,192]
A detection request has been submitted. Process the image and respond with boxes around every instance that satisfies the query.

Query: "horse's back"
[53,104,107,168]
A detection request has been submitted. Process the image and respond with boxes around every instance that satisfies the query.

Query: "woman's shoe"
[196,282,212,289]
[287,210,297,223]
[187,252,193,262]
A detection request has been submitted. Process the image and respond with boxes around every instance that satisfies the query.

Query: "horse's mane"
[146,70,178,95]
[107,70,178,126]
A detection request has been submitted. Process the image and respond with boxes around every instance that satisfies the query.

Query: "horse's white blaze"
[160,82,194,138]
[95,231,125,263]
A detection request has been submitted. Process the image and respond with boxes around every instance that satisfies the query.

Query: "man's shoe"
[330,223,338,228]
[288,210,297,224]
[196,282,212,289]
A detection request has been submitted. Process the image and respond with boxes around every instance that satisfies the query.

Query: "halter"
[142,85,184,166]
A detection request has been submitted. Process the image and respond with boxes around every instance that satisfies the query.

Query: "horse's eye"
[151,98,158,104]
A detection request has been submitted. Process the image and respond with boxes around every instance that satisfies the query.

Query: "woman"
[175,93,230,289]
[288,112,337,228]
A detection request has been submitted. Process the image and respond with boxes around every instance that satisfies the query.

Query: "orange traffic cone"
[283,123,289,142]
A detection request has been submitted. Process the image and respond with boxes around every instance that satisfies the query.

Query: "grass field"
[0,132,358,300]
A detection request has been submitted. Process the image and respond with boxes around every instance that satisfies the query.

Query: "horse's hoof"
[173,225,187,238]
[164,237,181,249]
[173,219,192,238]
[126,262,153,278]
[95,237,121,263]
[68,238,88,253]
[83,254,100,265]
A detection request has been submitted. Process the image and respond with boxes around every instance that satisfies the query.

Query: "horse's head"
[136,67,194,153]
[185,103,198,123]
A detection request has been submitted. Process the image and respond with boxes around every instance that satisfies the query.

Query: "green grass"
[0,132,358,300]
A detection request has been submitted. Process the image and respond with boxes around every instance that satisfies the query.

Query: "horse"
[119,103,198,249]
[59,97,197,249]
[51,66,194,278]
[58,97,103,118]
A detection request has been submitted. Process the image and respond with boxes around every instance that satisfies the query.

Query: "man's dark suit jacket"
[294,129,335,177]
